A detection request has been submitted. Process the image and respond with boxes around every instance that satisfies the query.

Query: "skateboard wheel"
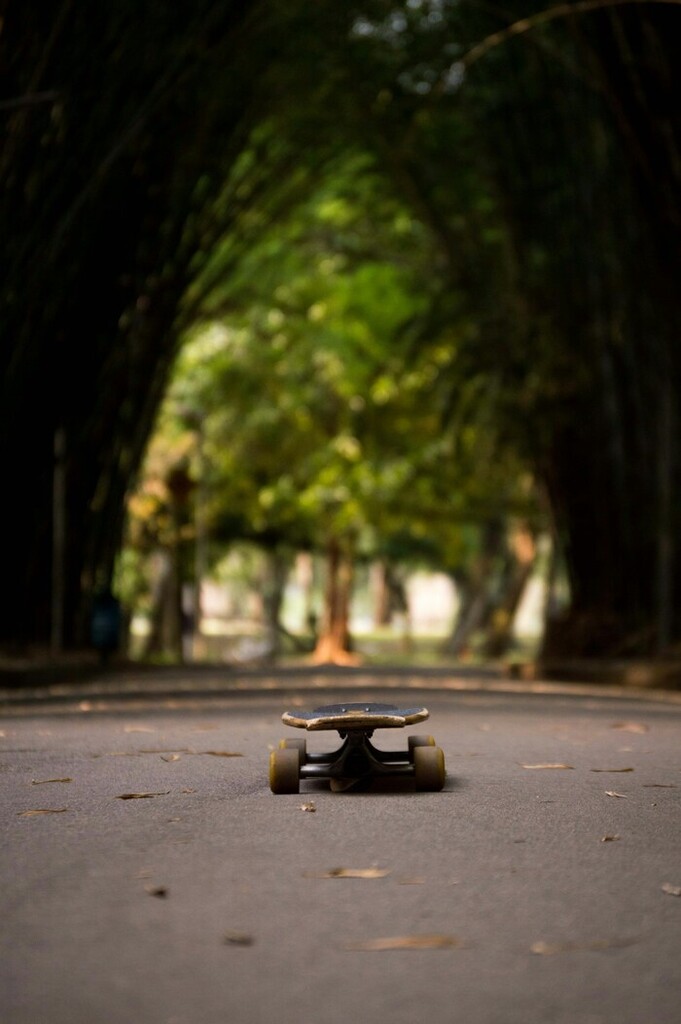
[413,745,446,791]
[279,737,307,765]
[408,735,436,761]
[269,748,300,794]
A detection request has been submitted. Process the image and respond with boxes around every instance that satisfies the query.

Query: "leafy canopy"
[131,143,537,580]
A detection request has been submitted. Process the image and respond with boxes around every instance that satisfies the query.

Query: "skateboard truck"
[269,701,446,793]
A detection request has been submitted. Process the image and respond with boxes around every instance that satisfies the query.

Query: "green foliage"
[136,144,538,592]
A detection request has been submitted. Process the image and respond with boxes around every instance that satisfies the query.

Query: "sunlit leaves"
[128,118,539,596]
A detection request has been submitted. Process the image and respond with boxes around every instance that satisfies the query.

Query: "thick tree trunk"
[537,350,680,660]
[371,561,391,629]
[311,539,360,666]
[371,560,409,629]
[484,525,537,658]
[441,521,505,657]
[142,550,183,662]
[442,523,536,660]
[261,548,289,660]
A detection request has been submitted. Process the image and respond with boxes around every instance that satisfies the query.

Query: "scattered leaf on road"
[18,808,68,816]
[605,791,628,799]
[160,754,181,762]
[531,937,637,955]
[304,867,391,879]
[145,885,168,898]
[345,934,466,951]
[193,750,243,758]
[661,883,681,897]
[98,750,186,757]
[611,722,648,733]
[223,931,255,946]
[116,792,170,800]
[139,749,191,755]
[31,778,72,785]
[521,763,574,770]
[590,768,634,773]
[600,835,621,842]
[299,801,316,812]
[123,725,155,733]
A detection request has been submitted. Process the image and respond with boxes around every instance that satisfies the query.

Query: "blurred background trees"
[1,0,679,667]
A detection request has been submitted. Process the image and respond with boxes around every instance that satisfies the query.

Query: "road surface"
[1,668,680,1024]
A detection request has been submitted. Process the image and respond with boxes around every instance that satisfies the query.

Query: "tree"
[127,145,539,662]
[285,0,681,658]
[0,0,304,650]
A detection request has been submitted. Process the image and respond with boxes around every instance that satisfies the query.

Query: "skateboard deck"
[282,701,430,732]
[270,701,445,794]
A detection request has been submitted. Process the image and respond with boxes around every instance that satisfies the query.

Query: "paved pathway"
[1,669,680,1024]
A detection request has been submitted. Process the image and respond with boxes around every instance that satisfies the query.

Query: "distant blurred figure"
[90,588,122,665]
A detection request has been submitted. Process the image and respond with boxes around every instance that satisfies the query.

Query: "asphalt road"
[1,670,680,1024]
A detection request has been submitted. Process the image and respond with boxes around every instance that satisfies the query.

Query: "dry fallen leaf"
[160,754,181,762]
[605,791,628,799]
[590,768,634,773]
[123,725,155,733]
[521,763,574,770]
[305,867,391,879]
[145,885,168,898]
[600,835,621,842]
[18,808,68,816]
[345,934,465,951]
[98,750,187,757]
[661,883,681,897]
[531,937,637,955]
[223,931,255,946]
[193,750,243,758]
[611,722,648,734]
[299,801,316,812]
[31,778,72,785]
[139,749,191,755]
[116,792,170,800]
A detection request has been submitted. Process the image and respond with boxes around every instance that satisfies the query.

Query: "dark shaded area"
[1,0,279,648]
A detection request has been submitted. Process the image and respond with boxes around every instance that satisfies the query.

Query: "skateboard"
[269,701,446,793]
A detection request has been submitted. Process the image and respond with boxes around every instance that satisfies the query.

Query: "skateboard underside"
[270,702,446,793]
